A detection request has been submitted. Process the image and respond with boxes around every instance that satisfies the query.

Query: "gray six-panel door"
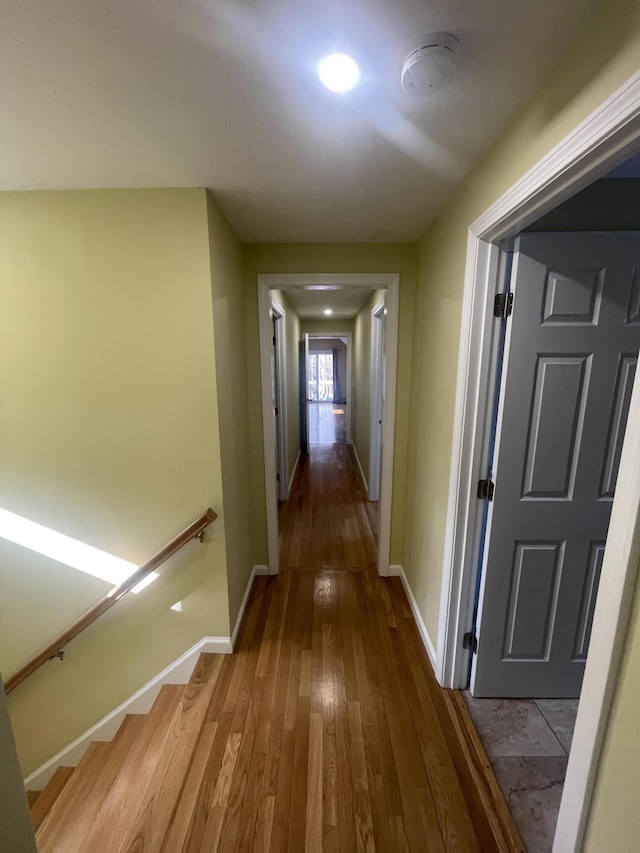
[472,233,640,697]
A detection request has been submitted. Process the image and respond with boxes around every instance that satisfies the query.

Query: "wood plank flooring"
[33,442,524,851]
[279,444,377,570]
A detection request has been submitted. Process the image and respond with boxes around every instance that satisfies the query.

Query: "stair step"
[67,684,186,853]
[102,656,224,852]
[27,790,40,808]
[36,741,110,852]
[34,657,226,852]
[36,689,182,851]
[29,766,75,830]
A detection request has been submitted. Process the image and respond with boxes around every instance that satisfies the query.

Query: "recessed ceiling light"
[323,308,333,315]
[318,54,360,93]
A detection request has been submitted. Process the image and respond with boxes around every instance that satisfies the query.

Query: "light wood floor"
[279,444,378,571]
[308,403,347,445]
[33,444,523,851]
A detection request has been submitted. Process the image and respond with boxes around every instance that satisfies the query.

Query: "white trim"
[387,564,402,576]
[257,273,399,577]
[395,565,437,670]
[350,439,369,494]
[288,450,301,493]
[24,635,232,791]
[230,565,269,646]
[436,69,640,853]
[368,300,385,502]
[258,281,281,574]
[555,378,640,851]
[271,298,289,502]
[25,563,268,791]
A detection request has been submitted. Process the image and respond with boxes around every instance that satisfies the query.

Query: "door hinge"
[494,292,514,319]
[273,336,276,346]
[463,631,478,654]
[276,473,280,482]
[477,478,494,501]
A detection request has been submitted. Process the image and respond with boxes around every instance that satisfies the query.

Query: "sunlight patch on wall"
[0,508,157,593]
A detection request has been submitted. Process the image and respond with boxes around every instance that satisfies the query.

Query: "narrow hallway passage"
[279,443,378,571]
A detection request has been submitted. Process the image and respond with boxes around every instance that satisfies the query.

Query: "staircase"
[29,653,227,852]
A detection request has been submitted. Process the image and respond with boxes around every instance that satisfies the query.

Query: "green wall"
[403,0,640,645]
[1,189,231,774]
[242,244,417,568]
[352,290,385,487]
[206,192,255,630]
[400,0,640,846]
[271,290,302,489]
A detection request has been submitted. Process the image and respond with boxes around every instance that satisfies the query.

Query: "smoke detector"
[401,33,460,95]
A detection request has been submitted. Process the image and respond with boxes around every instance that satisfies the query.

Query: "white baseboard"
[350,440,368,494]
[24,635,231,791]
[25,565,268,791]
[388,564,402,576]
[395,565,438,670]
[288,450,301,494]
[230,565,269,647]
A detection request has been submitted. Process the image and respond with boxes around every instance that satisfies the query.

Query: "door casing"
[257,273,399,578]
[438,70,640,853]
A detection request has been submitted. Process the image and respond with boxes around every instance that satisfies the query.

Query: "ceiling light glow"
[323,308,333,315]
[318,54,360,93]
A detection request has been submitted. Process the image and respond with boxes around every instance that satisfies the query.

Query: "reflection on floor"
[463,694,579,852]
[308,401,346,444]
[279,442,377,570]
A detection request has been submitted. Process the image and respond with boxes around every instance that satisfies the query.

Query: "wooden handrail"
[5,508,218,694]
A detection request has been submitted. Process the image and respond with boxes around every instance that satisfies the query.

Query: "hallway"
[269,444,524,850]
[279,444,378,571]
[32,444,523,851]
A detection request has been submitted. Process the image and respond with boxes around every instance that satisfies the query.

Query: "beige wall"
[1,189,230,774]
[0,677,37,852]
[243,244,416,567]
[403,0,640,644]
[206,192,253,629]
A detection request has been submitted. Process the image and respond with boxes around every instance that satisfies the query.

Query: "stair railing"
[4,508,218,694]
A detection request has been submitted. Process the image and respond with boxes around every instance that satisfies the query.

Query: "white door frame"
[438,70,640,853]
[369,300,385,501]
[258,273,399,577]
[271,298,289,501]
[306,333,353,443]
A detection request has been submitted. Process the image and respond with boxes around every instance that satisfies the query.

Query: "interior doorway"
[305,334,351,447]
[438,73,640,853]
[257,273,399,577]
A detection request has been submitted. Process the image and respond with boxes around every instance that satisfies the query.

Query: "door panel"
[472,233,640,697]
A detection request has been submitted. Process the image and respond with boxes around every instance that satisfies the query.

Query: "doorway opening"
[306,336,350,446]
[438,73,640,853]
[257,273,399,577]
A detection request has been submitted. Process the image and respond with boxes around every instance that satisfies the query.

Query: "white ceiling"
[282,286,375,320]
[0,0,602,243]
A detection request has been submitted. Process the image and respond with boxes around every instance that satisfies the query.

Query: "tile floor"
[462,694,579,853]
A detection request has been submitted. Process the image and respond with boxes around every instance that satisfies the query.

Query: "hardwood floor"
[308,403,347,445]
[279,444,377,570]
[33,445,524,851]
[34,571,522,851]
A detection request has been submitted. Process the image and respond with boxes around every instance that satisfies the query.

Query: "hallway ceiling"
[283,287,375,320]
[0,0,602,243]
